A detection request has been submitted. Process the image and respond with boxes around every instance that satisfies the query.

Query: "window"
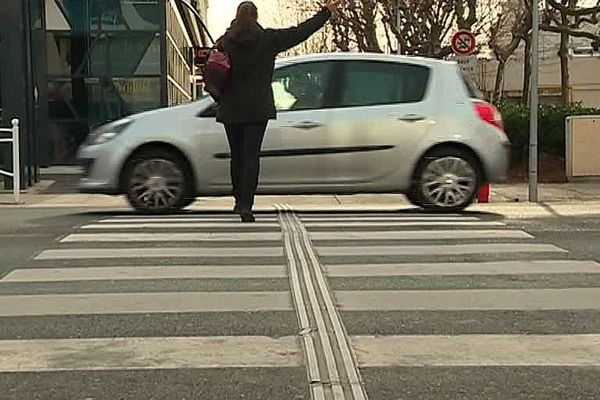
[272,62,334,111]
[339,61,430,107]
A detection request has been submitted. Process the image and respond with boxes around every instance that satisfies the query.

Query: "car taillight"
[473,101,504,131]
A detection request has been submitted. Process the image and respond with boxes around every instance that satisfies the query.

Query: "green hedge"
[497,103,600,167]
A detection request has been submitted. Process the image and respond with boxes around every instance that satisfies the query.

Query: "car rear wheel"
[123,148,193,214]
[411,147,481,212]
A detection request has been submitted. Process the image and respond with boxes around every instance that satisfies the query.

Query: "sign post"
[529,0,540,202]
[451,30,478,81]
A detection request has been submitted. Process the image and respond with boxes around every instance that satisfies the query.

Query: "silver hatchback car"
[77,53,510,213]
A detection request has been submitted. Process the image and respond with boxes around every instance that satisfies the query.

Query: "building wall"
[43,0,163,164]
[479,31,600,108]
[4,0,208,166]
[165,0,194,106]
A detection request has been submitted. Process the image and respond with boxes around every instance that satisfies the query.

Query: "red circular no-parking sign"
[452,30,477,56]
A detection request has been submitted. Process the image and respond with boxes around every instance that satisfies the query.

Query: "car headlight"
[86,118,133,145]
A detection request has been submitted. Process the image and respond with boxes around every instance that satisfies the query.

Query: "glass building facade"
[0,0,209,172]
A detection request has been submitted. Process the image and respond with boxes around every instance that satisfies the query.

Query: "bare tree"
[377,0,478,57]
[331,0,383,52]
[541,0,600,105]
[274,0,336,55]
[486,0,531,102]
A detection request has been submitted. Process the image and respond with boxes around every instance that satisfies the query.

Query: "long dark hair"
[230,1,258,35]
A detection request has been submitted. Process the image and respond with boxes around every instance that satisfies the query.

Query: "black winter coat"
[216,8,331,125]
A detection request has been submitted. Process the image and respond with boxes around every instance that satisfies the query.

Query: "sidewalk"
[1,183,600,218]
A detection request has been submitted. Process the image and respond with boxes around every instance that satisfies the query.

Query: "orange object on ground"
[477,183,490,203]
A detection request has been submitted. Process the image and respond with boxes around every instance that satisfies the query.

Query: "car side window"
[272,62,334,112]
[339,61,430,107]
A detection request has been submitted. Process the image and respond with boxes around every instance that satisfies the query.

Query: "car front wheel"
[412,147,482,212]
[123,148,193,214]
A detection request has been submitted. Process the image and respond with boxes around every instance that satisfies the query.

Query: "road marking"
[278,211,324,399]
[311,230,532,241]
[282,210,345,400]
[296,213,464,218]
[98,217,279,223]
[291,212,368,400]
[336,288,600,311]
[326,260,600,277]
[81,222,279,229]
[0,336,302,372]
[34,247,283,260]
[301,216,482,222]
[318,243,567,257]
[61,232,283,243]
[305,221,504,228]
[351,334,600,367]
[1,265,287,282]
[278,205,368,400]
[0,292,292,317]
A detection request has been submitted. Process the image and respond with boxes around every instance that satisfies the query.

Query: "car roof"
[275,52,455,69]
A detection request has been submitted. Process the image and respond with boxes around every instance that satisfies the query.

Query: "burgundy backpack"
[204,39,231,101]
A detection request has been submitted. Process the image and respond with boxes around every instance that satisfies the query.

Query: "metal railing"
[0,119,21,203]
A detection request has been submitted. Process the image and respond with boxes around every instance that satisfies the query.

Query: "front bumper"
[76,141,130,195]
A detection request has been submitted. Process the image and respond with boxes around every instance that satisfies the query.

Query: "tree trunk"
[558,11,570,106]
[522,35,531,106]
[494,60,506,103]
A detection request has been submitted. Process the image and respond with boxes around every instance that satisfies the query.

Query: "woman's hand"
[325,0,346,13]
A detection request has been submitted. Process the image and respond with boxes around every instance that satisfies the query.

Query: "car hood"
[127,98,212,122]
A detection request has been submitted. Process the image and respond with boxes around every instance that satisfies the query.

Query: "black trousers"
[224,122,267,211]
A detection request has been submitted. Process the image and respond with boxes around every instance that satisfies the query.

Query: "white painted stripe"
[326,260,600,277]
[1,265,286,282]
[311,230,532,241]
[106,213,460,219]
[336,288,600,311]
[34,247,283,260]
[0,292,291,317]
[352,334,600,367]
[82,223,279,229]
[61,232,282,243]
[99,217,278,223]
[0,336,301,372]
[318,243,566,257]
[301,216,481,222]
[305,222,504,228]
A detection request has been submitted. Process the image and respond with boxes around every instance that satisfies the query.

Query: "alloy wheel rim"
[129,159,184,209]
[421,156,476,208]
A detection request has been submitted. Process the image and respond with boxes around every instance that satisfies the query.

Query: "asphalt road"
[1,206,600,400]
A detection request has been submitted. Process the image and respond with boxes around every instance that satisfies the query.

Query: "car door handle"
[397,114,426,122]
[289,121,323,130]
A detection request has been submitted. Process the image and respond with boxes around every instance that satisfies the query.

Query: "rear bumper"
[484,142,511,183]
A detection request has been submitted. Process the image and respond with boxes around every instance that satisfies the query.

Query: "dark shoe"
[240,211,255,223]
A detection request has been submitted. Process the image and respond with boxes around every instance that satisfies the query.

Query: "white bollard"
[11,119,20,204]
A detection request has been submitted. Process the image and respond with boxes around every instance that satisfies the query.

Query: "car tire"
[411,147,482,213]
[404,187,423,208]
[180,196,197,209]
[123,147,194,214]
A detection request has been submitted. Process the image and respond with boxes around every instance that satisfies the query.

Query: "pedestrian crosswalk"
[1,209,599,399]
